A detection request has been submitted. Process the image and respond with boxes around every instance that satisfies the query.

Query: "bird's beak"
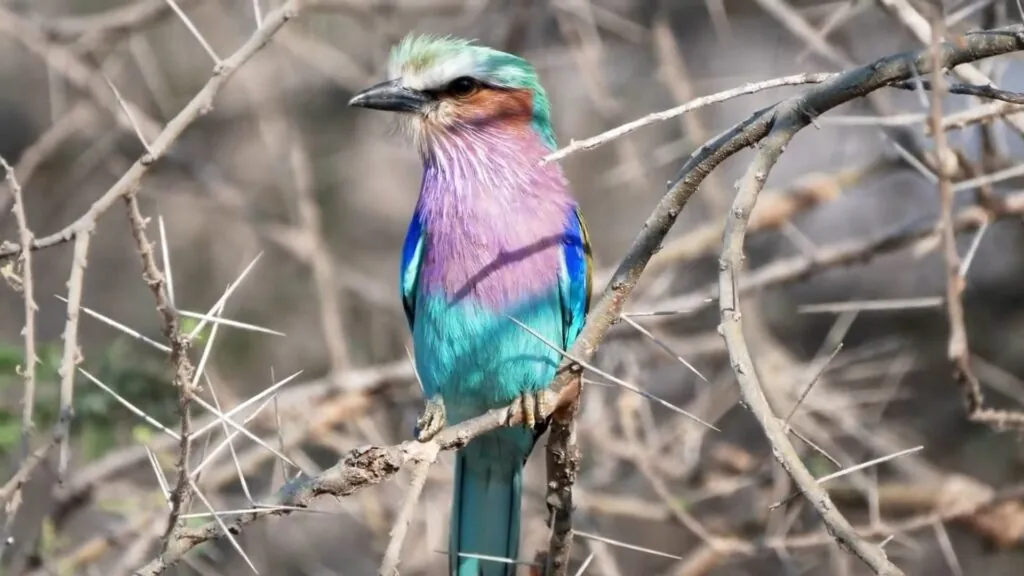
[348,79,431,113]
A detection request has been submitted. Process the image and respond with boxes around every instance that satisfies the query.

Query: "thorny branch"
[56,231,91,482]
[544,385,583,576]
[128,24,1024,575]
[0,0,303,262]
[720,130,903,573]
[927,2,1024,430]
[0,157,37,457]
[377,443,439,576]
[633,188,1024,322]
[0,155,39,558]
[123,189,197,546]
[714,19,1024,576]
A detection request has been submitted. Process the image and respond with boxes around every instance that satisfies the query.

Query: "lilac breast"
[415,127,574,309]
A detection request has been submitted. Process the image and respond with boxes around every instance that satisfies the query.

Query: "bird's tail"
[449,449,523,576]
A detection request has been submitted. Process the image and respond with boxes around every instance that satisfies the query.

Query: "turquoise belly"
[413,290,564,431]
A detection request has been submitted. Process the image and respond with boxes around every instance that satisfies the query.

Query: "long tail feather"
[450,450,522,576]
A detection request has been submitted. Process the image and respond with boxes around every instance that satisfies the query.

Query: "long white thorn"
[187,253,263,342]
[79,368,179,440]
[191,395,275,478]
[190,304,223,391]
[163,0,222,64]
[187,476,259,574]
[572,530,683,560]
[206,373,256,502]
[507,316,719,431]
[620,315,708,382]
[189,393,299,470]
[178,309,285,337]
[190,369,302,439]
[56,295,170,353]
[145,446,173,509]
[158,215,175,307]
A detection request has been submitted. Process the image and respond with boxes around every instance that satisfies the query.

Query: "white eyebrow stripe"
[397,52,478,91]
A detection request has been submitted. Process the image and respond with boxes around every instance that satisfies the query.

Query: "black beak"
[348,79,431,113]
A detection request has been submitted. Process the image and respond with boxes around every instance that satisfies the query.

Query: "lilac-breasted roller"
[349,35,592,576]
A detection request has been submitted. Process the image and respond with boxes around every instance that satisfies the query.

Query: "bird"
[348,34,592,576]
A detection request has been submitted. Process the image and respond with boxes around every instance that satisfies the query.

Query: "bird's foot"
[509,389,556,430]
[415,396,446,442]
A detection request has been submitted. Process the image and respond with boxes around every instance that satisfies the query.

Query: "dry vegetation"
[2,0,1024,575]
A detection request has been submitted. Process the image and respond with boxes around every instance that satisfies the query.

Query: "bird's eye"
[447,77,479,98]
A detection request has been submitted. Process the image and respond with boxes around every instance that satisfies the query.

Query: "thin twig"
[377,444,438,576]
[123,189,197,548]
[0,423,66,504]
[637,189,1024,323]
[719,121,902,573]
[57,231,92,481]
[542,72,834,163]
[0,0,302,261]
[0,419,67,559]
[289,138,350,373]
[0,156,37,461]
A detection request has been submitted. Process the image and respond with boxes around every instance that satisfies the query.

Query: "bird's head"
[348,34,555,150]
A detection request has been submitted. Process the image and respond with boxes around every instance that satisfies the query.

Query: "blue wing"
[400,209,426,330]
[559,205,593,348]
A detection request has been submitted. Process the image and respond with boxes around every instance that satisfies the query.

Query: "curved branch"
[716,21,1024,576]
[719,117,903,573]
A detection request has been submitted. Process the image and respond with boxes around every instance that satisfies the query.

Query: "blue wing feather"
[559,205,592,348]
[400,209,425,330]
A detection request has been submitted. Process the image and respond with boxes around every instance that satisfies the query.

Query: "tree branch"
[0,0,302,262]
[715,23,1024,576]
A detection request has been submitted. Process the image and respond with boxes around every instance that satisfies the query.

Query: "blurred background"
[2,0,1024,574]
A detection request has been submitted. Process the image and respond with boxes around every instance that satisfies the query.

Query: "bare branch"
[925,11,1024,429]
[123,189,197,548]
[719,114,902,575]
[377,444,439,576]
[0,156,37,460]
[57,231,92,481]
[543,73,835,163]
[0,0,302,261]
[714,22,1024,576]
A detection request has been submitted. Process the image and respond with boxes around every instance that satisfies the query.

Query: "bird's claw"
[509,389,555,430]
[415,396,446,442]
